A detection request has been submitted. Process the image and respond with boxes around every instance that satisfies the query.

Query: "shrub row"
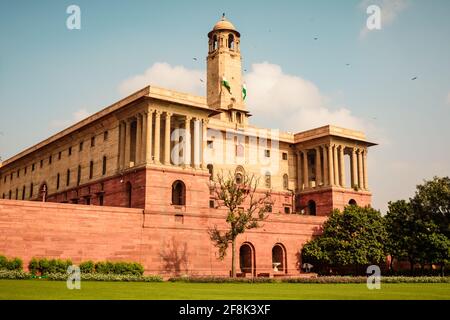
[0,270,162,282]
[28,258,73,275]
[28,258,144,276]
[0,255,23,271]
[168,276,450,284]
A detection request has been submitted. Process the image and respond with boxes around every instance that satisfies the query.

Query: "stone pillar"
[351,147,358,189]
[297,151,302,191]
[118,121,125,170]
[333,145,339,187]
[363,149,368,190]
[193,118,201,169]
[124,119,131,168]
[146,110,153,164]
[154,111,161,164]
[339,145,345,188]
[184,116,192,166]
[358,148,364,189]
[302,150,309,189]
[164,112,172,165]
[201,119,208,169]
[136,114,142,164]
[328,144,334,186]
[323,145,329,186]
[315,147,322,187]
[141,112,147,164]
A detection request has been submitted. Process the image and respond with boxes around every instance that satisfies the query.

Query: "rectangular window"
[77,166,81,186]
[30,183,33,198]
[40,160,43,168]
[207,140,214,149]
[104,131,108,141]
[15,188,18,200]
[85,197,91,205]
[209,200,215,208]
[102,156,107,175]
[284,206,291,214]
[24,167,27,175]
[99,194,104,206]
[91,136,95,147]
[32,163,35,171]
[3,176,6,183]
[17,170,19,178]
[265,149,271,158]
[68,147,72,156]
[58,152,62,160]
[282,152,288,160]
[67,169,71,186]
[79,142,83,152]
[56,173,60,190]
[10,173,13,181]
[49,155,52,164]
[22,186,25,200]
[89,161,94,179]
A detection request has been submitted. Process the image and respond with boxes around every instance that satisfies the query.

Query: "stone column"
[297,151,302,191]
[351,147,358,189]
[315,147,322,187]
[339,145,345,188]
[124,119,131,168]
[141,112,147,164]
[193,118,201,169]
[146,110,153,164]
[327,144,334,186]
[358,148,364,189]
[118,121,125,170]
[333,145,339,187]
[136,114,142,165]
[363,149,368,190]
[154,111,161,164]
[302,150,309,189]
[201,119,208,169]
[164,112,172,165]
[184,116,192,166]
[323,145,329,186]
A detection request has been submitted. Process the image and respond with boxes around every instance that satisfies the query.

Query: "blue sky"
[0,0,449,212]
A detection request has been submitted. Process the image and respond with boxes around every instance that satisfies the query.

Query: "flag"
[242,83,247,100]
[221,76,231,94]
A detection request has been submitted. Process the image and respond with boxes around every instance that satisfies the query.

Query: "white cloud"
[50,108,91,128]
[359,0,409,38]
[118,62,205,96]
[245,62,374,135]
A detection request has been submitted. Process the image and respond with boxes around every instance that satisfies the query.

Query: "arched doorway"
[307,200,316,216]
[39,183,48,202]
[239,242,255,276]
[348,199,357,206]
[272,243,287,273]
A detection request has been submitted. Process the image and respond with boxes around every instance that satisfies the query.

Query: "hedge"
[0,270,162,282]
[0,255,23,271]
[28,258,144,276]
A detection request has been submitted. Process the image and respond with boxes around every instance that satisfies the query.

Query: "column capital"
[165,111,173,117]
[201,118,209,124]
[185,115,193,121]
[155,110,162,116]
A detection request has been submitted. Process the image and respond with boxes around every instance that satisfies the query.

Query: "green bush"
[0,270,30,279]
[0,255,23,271]
[79,260,95,274]
[45,272,162,282]
[94,261,144,276]
[28,258,72,275]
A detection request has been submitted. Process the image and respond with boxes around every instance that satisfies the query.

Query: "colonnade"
[297,144,368,191]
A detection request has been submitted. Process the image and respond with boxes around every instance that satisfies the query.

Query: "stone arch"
[307,200,316,216]
[272,243,287,273]
[239,242,256,276]
[172,180,186,206]
[348,199,357,206]
[228,33,235,50]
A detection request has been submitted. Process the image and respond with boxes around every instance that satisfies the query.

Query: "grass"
[0,280,449,300]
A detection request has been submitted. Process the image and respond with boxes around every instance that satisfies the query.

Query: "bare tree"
[208,171,273,277]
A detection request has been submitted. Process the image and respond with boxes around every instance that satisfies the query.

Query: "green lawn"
[0,280,449,299]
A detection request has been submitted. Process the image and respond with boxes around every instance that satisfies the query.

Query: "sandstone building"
[0,17,376,277]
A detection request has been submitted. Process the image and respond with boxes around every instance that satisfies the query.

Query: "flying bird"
[346,63,350,66]
[199,79,204,83]
[193,57,197,61]
[313,37,318,40]
[411,76,417,80]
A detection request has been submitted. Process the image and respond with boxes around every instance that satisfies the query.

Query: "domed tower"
[207,15,247,124]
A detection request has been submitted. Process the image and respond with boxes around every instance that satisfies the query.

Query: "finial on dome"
[222,13,226,20]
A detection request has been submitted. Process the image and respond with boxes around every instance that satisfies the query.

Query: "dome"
[209,16,240,37]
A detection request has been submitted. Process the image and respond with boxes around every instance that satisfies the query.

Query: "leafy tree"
[208,171,272,277]
[302,205,387,274]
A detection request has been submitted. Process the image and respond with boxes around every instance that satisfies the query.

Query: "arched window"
[213,35,218,50]
[348,199,357,206]
[283,174,289,190]
[234,166,245,184]
[307,200,316,216]
[272,244,286,273]
[228,34,235,50]
[172,180,186,205]
[265,172,271,189]
[207,164,214,181]
[126,182,132,208]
